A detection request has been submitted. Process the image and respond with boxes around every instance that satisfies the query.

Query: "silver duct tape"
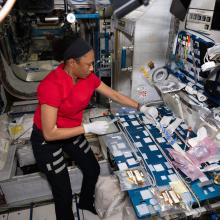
[152,68,168,83]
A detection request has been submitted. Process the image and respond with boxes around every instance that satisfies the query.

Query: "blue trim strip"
[75,13,100,19]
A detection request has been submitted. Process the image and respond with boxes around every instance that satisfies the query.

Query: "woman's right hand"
[83,121,109,135]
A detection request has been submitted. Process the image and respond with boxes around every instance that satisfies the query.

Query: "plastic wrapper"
[168,149,205,181]
[207,142,220,163]
[168,149,190,166]
[8,114,33,140]
[150,186,190,217]
[186,137,217,166]
[155,80,185,94]
[172,161,205,181]
[95,175,127,218]
[115,167,150,191]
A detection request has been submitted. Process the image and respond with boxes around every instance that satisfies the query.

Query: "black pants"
[30,125,100,220]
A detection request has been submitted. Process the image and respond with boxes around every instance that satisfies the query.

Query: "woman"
[30,37,151,220]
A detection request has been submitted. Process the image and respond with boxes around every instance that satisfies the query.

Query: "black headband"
[63,38,92,61]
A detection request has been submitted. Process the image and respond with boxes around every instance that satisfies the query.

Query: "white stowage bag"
[95,175,127,218]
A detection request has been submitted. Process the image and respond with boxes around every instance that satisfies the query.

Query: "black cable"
[63,0,68,15]
[74,193,80,220]
[142,0,150,6]
[0,186,6,206]
[29,203,33,220]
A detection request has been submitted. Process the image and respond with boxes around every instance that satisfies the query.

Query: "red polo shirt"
[34,63,101,129]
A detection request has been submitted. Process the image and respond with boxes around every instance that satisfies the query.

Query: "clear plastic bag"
[168,149,205,181]
[94,175,127,218]
[172,161,205,181]
[150,186,189,217]
[115,167,150,191]
[186,137,217,166]
[168,149,190,165]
